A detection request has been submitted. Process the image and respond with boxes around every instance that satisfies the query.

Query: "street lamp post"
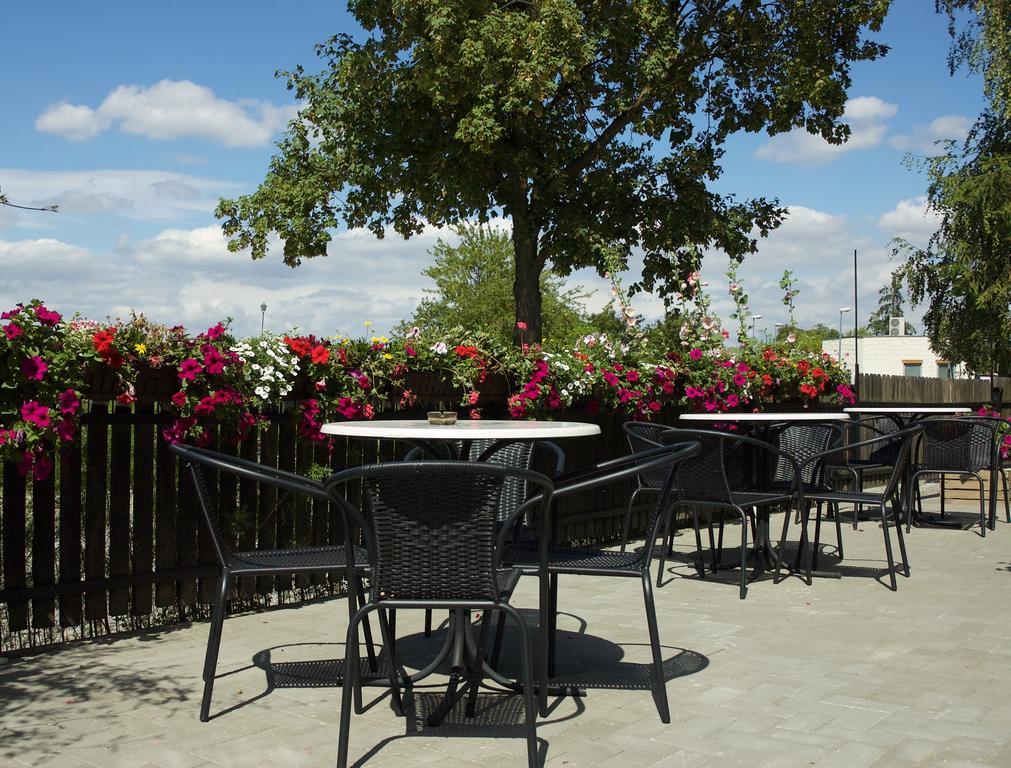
[838,306,851,362]
[260,302,267,334]
[774,322,784,342]
[750,314,763,338]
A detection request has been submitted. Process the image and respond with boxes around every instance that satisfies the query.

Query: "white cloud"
[888,114,971,155]
[755,96,898,166]
[877,196,941,244]
[35,80,297,147]
[0,168,240,223]
[0,223,456,337]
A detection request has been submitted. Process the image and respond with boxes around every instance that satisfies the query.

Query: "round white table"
[844,406,971,417]
[321,419,601,440]
[679,412,851,422]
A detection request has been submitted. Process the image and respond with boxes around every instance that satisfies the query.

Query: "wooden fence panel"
[58,443,83,627]
[2,464,28,631]
[154,421,177,609]
[257,422,278,596]
[84,402,108,622]
[131,404,155,617]
[108,405,132,616]
[236,435,257,600]
[31,468,57,628]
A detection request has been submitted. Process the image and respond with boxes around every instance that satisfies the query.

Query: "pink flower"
[56,419,76,441]
[20,356,48,381]
[737,363,749,374]
[689,348,703,361]
[516,321,528,330]
[58,389,80,415]
[205,323,226,340]
[626,370,640,383]
[726,394,740,408]
[602,371,620,387]
[34,306,62,326]
[33,455,53,481]
[21,401,51,428]
[733,373,747,387]
[467,390,480,405]
[179,358,203,380]
[3,323,22,340]
[405,344,416,357]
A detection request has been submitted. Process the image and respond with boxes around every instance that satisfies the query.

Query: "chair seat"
[803,489,885,505]
[503,543,645,575]
[729,491,795,508]
[226,544,368,574]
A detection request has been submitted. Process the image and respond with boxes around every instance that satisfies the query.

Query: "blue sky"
[0,1,984,339]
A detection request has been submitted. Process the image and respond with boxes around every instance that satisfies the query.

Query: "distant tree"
[867,273,916,336]
[399,223,593,347]
[216,1,892,342]
[774,322,840,354]
[898,1,1011,375]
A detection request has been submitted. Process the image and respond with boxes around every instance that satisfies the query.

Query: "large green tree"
[898,1,1011,375]
[217,0,891,342]
[400,223,594,346]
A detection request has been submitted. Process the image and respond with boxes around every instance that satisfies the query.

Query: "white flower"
[431,342,448,354]
[254,386,269,398]
[787,333,797,344]
[728,282,741,293]
[259,341,268,348]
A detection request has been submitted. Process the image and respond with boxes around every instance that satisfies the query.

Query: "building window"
[937,362,955,379]
[903,361,923,377]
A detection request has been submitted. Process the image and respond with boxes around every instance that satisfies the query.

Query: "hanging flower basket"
[400,370,462,402]
[134,365,178,400]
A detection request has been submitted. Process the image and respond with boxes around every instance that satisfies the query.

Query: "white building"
[822,335,966,379]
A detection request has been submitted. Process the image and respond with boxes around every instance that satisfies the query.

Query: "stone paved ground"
[3,492,1011,768]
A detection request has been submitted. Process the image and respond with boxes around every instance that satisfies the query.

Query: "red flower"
[310,345,329,365]
[204,323,226,340]
[115,391,136,405]
[171,390,188,408]
[92,328,115,354]
[516,321,528,331]
[454,345,480,359]
[284,336,312,357]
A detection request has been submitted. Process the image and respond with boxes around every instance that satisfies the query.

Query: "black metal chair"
[170,443,376,723]
[405,439,566,638]
[325,461,554,768]
[777,425,922,591]
[656,429,803,599]
[621,421,713,576]
[825,417,902,529]
[912,417,1009,535]
[769,423,847,570]
[500,441,701,723]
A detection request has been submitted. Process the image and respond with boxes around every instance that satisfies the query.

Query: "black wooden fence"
[2,372,1005,653]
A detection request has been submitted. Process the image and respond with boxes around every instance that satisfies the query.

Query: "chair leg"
[707,514,718,574]
[424,609,432,638]
[337,605,371,768]
[656,506,673,587]
[691,510,706,579]
[738,510,748,600]
[977,474,987,537]
[354,577,378,673]
[199,572,230,722]
[891,498,910,578]
[773,501,793,583]
[987,468,998,530]
[490,611,507,669]
[621,488,643,553]
[498,604,539,768]
[812,502,823,571]
[465,610,492,718]
[547,574,559,680]
[715,513,725,574]
[852,469,862,529]
[879,502,898,591]
[641,573,671,723]
[832,502,844,561]
[1002,469,1010,523]
[375,609,404,716]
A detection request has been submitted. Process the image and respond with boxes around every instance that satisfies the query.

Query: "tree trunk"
[512,218,544,344]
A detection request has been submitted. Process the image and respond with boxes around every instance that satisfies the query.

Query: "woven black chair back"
[774,424,840,487]
[330,461,553,603]
[881,428,920,499]
[967,420,998,470]
[666,430,735,504]
[623,422,677,490]
[465,439,535,522]
[920,419,974,472]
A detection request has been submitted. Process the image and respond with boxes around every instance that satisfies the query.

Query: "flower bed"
[1,299,860,480]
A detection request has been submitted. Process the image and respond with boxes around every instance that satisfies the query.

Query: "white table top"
[679,412,851,422]
[843,407,972,414]
[320,419,601,440]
